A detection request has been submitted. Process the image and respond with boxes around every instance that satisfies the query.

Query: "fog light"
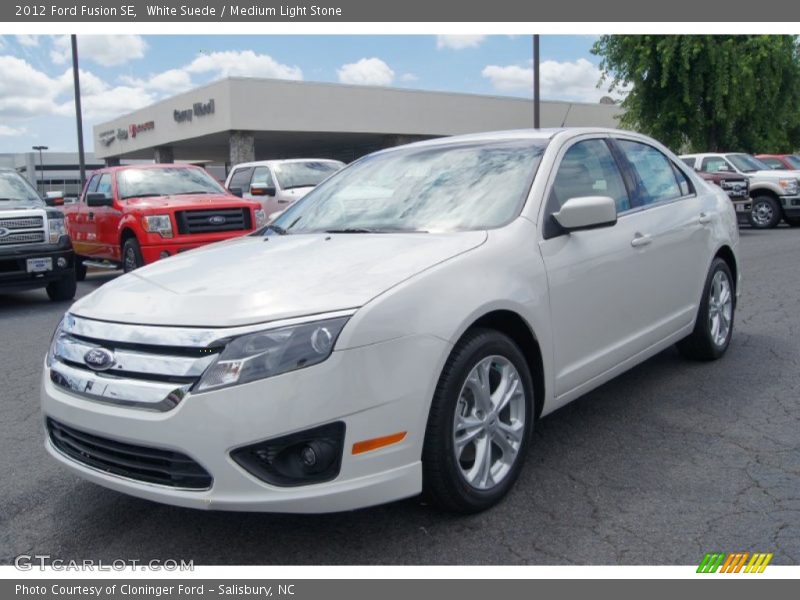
[231,422,345,487]
[160,251,170,259]
[56,257,67,268]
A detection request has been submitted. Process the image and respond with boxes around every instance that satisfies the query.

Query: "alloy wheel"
[708,270,733,347]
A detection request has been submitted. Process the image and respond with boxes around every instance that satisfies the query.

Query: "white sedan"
[42,128,739,513]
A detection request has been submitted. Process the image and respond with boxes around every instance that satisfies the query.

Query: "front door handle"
[277,199,290,204]
[698,212,713,225]
[631,233,652,248]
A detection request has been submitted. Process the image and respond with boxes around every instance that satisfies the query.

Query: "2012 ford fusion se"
[42,128,739,513]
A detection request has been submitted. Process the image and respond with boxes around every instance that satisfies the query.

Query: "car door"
[92,172,121,260]
[84,172,114,260]
[612,137,715,333]
[68,174,99,256]
[539,136,688,399]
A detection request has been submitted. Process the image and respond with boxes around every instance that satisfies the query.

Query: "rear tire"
[677,258,735,361]
[422,328,533,513]
[122,238,144,272]
[46,270,77,301]
[749,196,781,229]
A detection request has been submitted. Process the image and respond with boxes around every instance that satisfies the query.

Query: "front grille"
[175,208,251,234]
[47,418,212,489]
[0,231,46,245]
[0,216,43,229]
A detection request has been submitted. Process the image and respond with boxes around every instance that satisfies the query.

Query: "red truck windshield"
[118,167,225,200]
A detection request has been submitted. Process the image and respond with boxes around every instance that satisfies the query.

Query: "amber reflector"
[352,432,407,455]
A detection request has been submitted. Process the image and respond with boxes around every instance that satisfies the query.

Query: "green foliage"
[592,36,800,153]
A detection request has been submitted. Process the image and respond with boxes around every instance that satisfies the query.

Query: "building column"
[105,157,121,167]
[229,131,255,165]
[154,146,174,163]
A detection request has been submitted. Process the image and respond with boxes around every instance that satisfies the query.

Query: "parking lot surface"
[1,228,798,565]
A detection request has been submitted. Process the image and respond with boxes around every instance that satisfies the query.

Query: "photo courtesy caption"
[16,585,295,597]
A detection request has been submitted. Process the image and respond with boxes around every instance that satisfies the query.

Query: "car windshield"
[727,154,770,173]
[786,155,800,169]
[272,161,344,190]
[271,140,547,234]
[117,167,225,199]
[0,171,44,207]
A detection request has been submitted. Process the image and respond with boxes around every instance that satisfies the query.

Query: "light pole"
[532,34,540,129]
[71,35,86,188]
[32,145,48,194]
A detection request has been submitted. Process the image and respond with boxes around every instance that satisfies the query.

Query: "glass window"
[251,166,274,188]
[701,157,732,173]
[680,157,696,169]
[82,174,100,202]
[726,154,768,173]
[671,163,692,197]
[228,167,253,193]
[96,173,112,196]
[272,161,344,190]
[759,157,786,170]
[617,140,681,206]
[0,170,44,207]
[786,155,800,169]
[273,140,547,233]
[550,139,630,213]
[117,167,225,200]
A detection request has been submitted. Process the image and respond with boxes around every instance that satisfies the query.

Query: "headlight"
[142,214,173,238]
[46,317,65,367]
[255,209,267,229]
[195,317,349,392]
[778,178,798,195]
[48,217,66,244]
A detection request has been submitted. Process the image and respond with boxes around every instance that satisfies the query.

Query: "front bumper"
[41,334,448,513]
[779,194,800,218]
[0,239,74,291]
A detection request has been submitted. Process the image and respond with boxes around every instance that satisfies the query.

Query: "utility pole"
[533,34,540,129]
[71,35,86,188]
[32,145,48,194]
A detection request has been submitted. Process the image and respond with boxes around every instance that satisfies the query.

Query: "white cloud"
[16,35,39,47]
[400,73,419,82]
[337,57,394,86]
[0,55,62,117]
[0,124,26,137]
[436,35,486,50]
[482,58,617,103]
[185,50,302,80]
[51,35,147,67]
[120,69,194,93]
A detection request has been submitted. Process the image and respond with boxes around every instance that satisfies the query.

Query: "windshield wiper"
[264,224,288,235]
[171,190,212,195]
[120,193,163,199]
[324,227,428,234]
[281,184,315,191]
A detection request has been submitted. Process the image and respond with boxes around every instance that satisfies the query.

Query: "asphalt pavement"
[1,228,798,565]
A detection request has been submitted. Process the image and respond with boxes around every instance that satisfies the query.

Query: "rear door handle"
[631,233,652,248]
[698,212,713,225]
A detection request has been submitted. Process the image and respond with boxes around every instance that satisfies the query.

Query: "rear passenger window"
[617,140,681,206]
[550,139,631,213]
[701,157,731,173]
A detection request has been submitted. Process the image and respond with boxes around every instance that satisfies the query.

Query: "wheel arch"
[713,245,738,296]
[460,309,545,420]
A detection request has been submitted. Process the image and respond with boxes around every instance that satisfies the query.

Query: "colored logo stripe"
[697,552,773,573]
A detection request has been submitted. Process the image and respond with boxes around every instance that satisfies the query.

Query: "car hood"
[124,194,255,209]
[70,231,487,327]
[749,170,800,181]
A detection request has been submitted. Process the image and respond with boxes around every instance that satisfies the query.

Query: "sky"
[0,34,616,154]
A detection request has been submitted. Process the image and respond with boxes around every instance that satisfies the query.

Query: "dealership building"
[93,77,623,169]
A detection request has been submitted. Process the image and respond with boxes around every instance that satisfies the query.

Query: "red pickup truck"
[66,164,265,276]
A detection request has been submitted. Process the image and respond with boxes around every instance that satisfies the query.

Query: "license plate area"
[735,203,752,213]
[27,257,52,273]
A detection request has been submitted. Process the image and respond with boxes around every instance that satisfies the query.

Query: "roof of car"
[91,163,206,173]
[231,158,346,169]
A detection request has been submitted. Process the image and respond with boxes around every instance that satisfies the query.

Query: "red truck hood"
[124,194,257,209]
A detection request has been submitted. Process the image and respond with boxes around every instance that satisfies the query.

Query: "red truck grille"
[175,208,251,235]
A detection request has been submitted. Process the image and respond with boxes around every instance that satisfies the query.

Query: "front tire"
[749,195,781,229]
[122,238,144,272]
[677,258,735,361]
[46,270,77,301]
[422,328,533,513]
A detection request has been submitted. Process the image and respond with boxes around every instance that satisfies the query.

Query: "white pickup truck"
[680,152,800,228]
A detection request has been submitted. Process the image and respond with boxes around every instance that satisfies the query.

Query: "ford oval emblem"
[84,347,116,371]
[208,215,226,225]
[0,227,10,239]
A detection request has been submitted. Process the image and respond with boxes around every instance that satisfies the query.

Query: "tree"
[592,35,800,153]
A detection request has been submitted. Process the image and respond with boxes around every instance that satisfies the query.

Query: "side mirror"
[85,192,113,207]
[553,196,617,232]
[44,191,65,206]
[228,187,243,197]
[250,183,276,197]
